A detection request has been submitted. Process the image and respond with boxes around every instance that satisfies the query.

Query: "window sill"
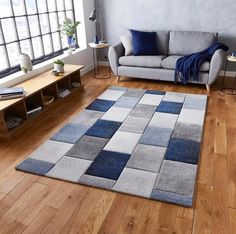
[0,47,86,88]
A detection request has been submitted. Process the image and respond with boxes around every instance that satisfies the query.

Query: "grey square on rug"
[16,86,208,207]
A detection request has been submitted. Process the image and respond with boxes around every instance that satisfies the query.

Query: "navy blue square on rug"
[165,138,200,164]
[86,119,122,139]
[16,158,55,175]
[156,101,183,114]
[85,99,115,112]
[85,150,130,180]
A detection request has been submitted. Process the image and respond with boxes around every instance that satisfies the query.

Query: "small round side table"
[221,55,236,95]
[89,42,111,79]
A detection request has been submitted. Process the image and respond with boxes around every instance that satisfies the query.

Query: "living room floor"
[0,67,235,233]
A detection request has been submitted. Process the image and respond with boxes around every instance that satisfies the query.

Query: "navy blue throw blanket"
[175,43,229,84]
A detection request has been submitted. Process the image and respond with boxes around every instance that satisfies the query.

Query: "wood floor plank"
[214,119,226,155]
[41,186,88,233]
[3,221,27,234]
[134,201,161,234]
[173,217,192,234]
[15,180,61,225]
[2,182,45,221]
[192,183,213,234]
[23,206,57,234]
[63,187,103,233]
[226,127,236,208]
[156,203,178,234]
[77,190,116,234]
[229,208,236,234]
[97,193,131,234]
[116,197,151,234]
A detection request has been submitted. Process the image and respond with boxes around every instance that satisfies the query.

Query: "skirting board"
[99,60,236,77]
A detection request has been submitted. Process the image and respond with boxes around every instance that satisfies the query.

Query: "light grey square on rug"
[129,104,156,119]
[70,109,104,126]
[113,168,157,197]
[140,126,173,147]
[119,116,150,134]
[66,135,109,160]
[29,140,73,164]
[172,122,202,142]
[104,131,142,155]
[123,88,146,98]
[79,174,116,189]
[46,156,91,183]
[126,144,166,173]
[114,96,140,109]
[154,160,197,196]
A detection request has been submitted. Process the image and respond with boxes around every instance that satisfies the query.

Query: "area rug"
[16,86,208,207]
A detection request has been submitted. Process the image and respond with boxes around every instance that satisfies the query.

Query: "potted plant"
[54,59,64,73]
[61,18,80,50]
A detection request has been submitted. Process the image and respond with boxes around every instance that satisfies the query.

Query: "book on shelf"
[58,87,71,98]
[0,87,25,100]
[26,103,43,118]
[0,87,24,95]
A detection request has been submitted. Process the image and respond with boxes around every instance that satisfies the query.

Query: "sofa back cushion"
[169,31,217,55]
[155,30,169,55]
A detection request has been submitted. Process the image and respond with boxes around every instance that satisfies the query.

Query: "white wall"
[0,0,95,88]
[64,0,96,73]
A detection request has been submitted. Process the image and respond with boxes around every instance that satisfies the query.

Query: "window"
[0,0,77,79]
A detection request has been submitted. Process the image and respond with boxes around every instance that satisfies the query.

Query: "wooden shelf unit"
[0,64,84,138]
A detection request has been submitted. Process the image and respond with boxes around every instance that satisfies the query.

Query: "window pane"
[39,14,50,34]
[57,0,65,11]
[20,40,32,58]
[0,47,8,71]
[66,11,74,22]
[58,12,65,26]
[0,0,12,18]
[48,0,56,12]
[7,43,19,66]
[49,13,58,32]
[65,0,73,10]
[16,17,29,40]
[42,34,52,54]
[25,0,36,14]
[2,19,17,43]
[52,32,61,52]
[37,0,47,13]
[32,37,43,58]
[0,28,4,44]
[28,16,40,37]
[12,0,26,16]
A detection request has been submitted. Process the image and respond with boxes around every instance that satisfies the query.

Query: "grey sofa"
[108,30,226,91]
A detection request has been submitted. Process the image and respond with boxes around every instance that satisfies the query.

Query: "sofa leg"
[206,84,210,92]
[117,76,121,82]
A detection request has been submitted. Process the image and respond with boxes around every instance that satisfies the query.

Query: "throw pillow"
[130,29,158,56]
[120,31,133,56]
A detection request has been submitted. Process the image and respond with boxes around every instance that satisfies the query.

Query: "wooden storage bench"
[0,64,84,139]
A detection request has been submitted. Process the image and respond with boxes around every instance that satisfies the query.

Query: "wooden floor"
[0,67,235,234]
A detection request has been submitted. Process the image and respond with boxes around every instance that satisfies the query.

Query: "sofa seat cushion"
[119,55,166,68]
[162,56,210,72]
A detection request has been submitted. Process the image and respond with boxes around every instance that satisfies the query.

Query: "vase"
[19,53,32,71]
[54,64,64,73]
[67,36,76,51]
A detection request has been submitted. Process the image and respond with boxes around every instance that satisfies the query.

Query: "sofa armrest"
[208,49,226,85]
[108,43,124,76]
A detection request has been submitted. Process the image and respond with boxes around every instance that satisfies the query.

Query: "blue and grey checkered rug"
[16,86,207,207]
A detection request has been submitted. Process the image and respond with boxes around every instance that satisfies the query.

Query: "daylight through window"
[0,0,77,78]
